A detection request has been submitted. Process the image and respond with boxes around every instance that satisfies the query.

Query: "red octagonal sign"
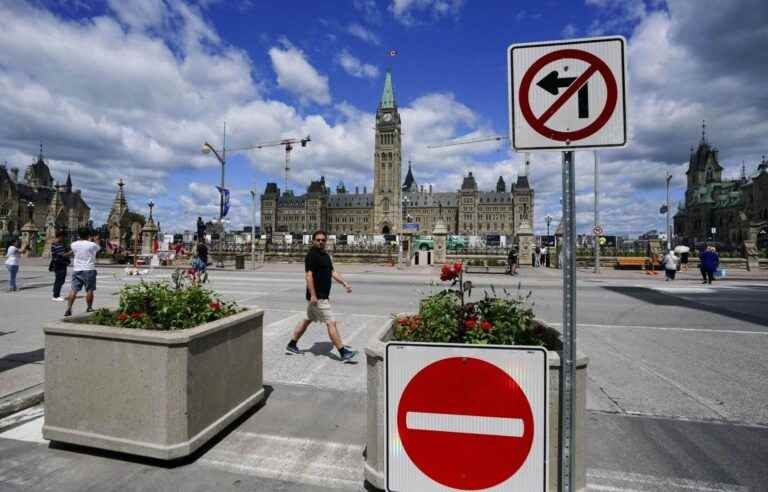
[397,357,534,490]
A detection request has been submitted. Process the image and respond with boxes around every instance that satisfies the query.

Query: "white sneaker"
[52,297,65,302]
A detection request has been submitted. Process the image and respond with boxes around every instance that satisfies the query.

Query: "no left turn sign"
[508,37,627,150]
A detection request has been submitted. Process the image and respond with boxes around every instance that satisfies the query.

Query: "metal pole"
[594,151,600,273]
[218,122,226,268]
[250,189,256,271]
[666,171,672,251]
[559,150,577,492]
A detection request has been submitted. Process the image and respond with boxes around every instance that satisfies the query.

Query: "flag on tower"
[388,49,398,57]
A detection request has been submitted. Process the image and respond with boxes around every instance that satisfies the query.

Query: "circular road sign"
[593,225,604,236]
[396,357,534,490]
[519,48,618,142]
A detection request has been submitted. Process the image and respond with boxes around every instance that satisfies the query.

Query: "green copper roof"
[380,70,395,109]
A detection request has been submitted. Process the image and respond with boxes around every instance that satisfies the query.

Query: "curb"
[0,384,44,420]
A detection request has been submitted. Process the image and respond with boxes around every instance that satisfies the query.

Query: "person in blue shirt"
[699,246,719,284]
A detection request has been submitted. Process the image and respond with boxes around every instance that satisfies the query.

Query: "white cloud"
[390,0,465,25]
[268,39,331,105]
[347,23,380,45]
[336,50,380,79]
[561,23,578,38]
[107,0,166,31]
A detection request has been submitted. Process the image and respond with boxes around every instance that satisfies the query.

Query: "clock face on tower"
[382,112,392,122]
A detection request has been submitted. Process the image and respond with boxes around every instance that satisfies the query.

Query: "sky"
[1,0,767,236]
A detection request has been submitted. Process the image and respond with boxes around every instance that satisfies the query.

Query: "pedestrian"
[533,245,541,267]
[192,242,208,274]
[662,249,679,281]
[507,246,518,275]
[541,246,548,268]
[4,237,28,292]
[680,249,689,271]
[285,230,357,363]
[50,230,72,301]
[64,229,100,316]
[700,246,719,285]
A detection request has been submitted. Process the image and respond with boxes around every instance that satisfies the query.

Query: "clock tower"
[372,70,402,234]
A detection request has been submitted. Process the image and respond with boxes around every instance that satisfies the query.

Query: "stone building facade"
[0,147,90,242]
[674,135,768,248]
[105,179,146,250]
[261,71,534,236]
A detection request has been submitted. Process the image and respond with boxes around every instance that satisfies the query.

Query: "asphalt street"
[0,262,767,491]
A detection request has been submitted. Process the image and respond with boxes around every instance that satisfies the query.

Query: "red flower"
[117,313,129,321]
[187,269,196,275]
[480,320,493,331]
[399,318,409,326]
[130,312,143,319]
[440,263,459,281]
[464,318,477,330]
[453,261,463,274]
[208,302,221,311]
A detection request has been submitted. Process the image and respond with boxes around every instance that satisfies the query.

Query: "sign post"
[594,151,600,273]
[509,36,627,491]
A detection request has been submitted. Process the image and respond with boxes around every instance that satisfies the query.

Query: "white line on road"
[406,412,524,437]
[546,322,768,335]
[587,468,748,491]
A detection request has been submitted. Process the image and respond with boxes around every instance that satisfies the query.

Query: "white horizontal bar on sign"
[406,412,524,437]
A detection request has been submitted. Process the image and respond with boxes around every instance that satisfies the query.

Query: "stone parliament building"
[674,130,768,249]
[261,71,534,237]
[0,146,90,243]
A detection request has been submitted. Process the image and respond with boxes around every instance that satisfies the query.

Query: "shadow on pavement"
[305,341,341,361]
[601,286,768,327]
[47,384,275,469]
[0,349,45,374]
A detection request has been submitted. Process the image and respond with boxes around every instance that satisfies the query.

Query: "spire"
[701,119,707,144]
[39,142,43,161]
[402,160,416,191]
[496,175,506,192]
[111,178,128,217]
[65,170,72,192]
[380,70,395,109]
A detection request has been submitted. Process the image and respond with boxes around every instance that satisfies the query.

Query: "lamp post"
[666,171,673,251]
[26,201,35,223]
[250,189,257,271]
[545,214,553,236]
[202,126,227,268]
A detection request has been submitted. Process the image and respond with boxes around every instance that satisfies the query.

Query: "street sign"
[403,223,419,231]
[386,343,547,491]
[593,225,604,236]
[508,36,627,150]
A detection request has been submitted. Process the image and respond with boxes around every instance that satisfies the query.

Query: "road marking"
[546,322,768,336]
[406,412,524,437]
[587,468,748,491]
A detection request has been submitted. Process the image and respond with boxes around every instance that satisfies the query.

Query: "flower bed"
[85,269,240,330]
[393,261,561,349]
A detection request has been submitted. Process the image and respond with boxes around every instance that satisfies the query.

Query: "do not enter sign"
[386,343,548,491]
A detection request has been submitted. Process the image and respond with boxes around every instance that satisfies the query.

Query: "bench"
[615,257,648,269]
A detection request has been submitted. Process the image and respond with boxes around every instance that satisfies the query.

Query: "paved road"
[1,263,767,490]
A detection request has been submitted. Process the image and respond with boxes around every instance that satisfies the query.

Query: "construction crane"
[426,135,508,149]
[231,135,311,193]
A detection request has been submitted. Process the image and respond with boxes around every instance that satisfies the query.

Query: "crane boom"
[426,135,508,149]
[228,135,311,193]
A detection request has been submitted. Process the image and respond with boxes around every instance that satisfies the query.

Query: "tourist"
[507,246,518,275]
[662,249,679,281]
[700,246,719,285]
[4,237,28,292]
[541,246,548,268]
[50,230,72,301]
[64,229,100,316]
[533,245,541,267]
[286,230,357,363]
[192,242,208,274]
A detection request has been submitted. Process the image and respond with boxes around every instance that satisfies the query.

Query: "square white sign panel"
[508,36,628,151]
[386,342,548,492]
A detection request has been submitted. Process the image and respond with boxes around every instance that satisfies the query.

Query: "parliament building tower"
[372,70,402,234]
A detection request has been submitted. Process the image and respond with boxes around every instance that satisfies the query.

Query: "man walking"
[64,229,100,316]
[700,246,719,285]
[50,230,71,301]
[286,230,357,363]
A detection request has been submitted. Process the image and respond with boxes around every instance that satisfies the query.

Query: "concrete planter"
[364,318,588,491]
[43,309,265,460]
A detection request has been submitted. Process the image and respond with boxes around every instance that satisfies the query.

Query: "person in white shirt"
[662,250,679,281]
[64,229,101,316]
[4,237,28,292]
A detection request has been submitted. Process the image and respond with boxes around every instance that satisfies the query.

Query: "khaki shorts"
[307,299,335,323]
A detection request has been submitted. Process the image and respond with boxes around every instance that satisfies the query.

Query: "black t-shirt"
[197,243,208,264]
[51,243,69,269]
[305,247,333,300]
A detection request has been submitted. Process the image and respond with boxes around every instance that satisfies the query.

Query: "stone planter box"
[364,318,588,491]
[43,309,265,460]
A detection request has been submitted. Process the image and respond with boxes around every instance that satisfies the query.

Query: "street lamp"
[26,201,35,223]
[250,188,257,271]
[202,138,227,267]
[545,214,553,236]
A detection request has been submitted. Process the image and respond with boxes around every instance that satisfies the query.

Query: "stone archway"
[382,225,390,234]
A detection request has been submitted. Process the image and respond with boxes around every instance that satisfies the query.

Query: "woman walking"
[4,238,28,292]
[662,249,679,281]
[700,246,719,284]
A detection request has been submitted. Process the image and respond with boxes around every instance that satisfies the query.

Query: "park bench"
[615,257,648,269]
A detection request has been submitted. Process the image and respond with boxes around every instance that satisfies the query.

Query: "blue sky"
[1,0,766,235]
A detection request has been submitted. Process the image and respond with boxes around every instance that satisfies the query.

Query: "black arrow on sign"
[536,70,590,119]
